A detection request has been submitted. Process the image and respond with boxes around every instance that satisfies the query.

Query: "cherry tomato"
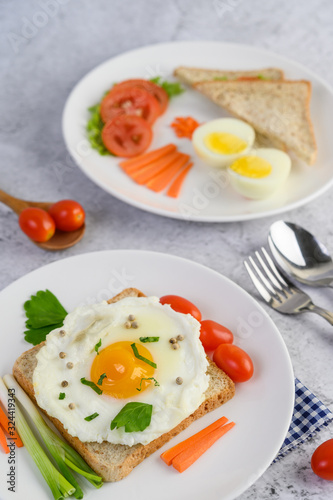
[102,115,152,157]
[159,295,202,321]
[19,207,55,242]
[114,79,169,115]
[311,439,333,480]
[213,344,254,383]
[48,200,85,232]
[200,320,234,351]
[100,86,161,124]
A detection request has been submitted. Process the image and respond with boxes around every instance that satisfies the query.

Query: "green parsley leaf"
[95,338,102,355]
[24,290,67,345]
[86,99,112,156]
[139,337,159,343]
[149,76,185,98]
[80,377,103,395]
[213,76,228,81]
[131,343,157,368]
[84,412,99,422]
[136,377,160,392]
[110,402,153,432]
[59,393,66,400]
[97,373,107,386]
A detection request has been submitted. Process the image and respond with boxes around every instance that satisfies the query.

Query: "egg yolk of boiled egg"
[192,118,255,168]
[90,341,155,398]
[227,148,291,200]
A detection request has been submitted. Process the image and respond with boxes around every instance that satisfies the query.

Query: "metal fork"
[244,247,333,326]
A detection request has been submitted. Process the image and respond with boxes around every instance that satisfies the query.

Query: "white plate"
[63,41,333,222]
[0,250,294,500]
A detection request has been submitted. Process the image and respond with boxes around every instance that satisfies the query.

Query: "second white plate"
[62,41,333,222]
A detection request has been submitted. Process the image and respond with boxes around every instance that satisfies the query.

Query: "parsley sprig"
[24,290,67,345]
[110,402,153,432]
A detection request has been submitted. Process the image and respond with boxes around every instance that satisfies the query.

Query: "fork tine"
[255,250,283,290]
[244,261,272,303]
[261,247,290,287]
[248,256,276,295]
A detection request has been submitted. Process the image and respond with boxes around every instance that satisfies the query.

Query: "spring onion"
[2,375,103,497]
[0,377,75,500]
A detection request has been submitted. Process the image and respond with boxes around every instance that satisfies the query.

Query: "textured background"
[1,1,333,498]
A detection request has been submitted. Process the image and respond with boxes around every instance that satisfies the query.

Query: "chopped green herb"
[84,412,99,422]
[131,343,157,368]
[59,393,66,400]
[80,378,103,395]
[95,339,102,355]
[139,337,160,343]
[110,402,153,432]
[24,290,68,345]
[97,373,107,386]
[150,76,185,98]
[213,76,228,81]
[257,74,267,80]
[86,99,111,156]
[136,377,160,392]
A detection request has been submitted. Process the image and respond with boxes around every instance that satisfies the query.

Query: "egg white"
[192,118,255,168]
[33,297,209,446]
[227,148,292,200]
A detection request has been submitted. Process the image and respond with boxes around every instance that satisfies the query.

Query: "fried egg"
[192,118,255,167]
[33,296,209,446]
[227,148,291,199]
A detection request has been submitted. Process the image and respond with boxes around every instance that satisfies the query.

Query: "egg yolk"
[229,156,272,178]
[204,132,248,155]
[90,341,155,399]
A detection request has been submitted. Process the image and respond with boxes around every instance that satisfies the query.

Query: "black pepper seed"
[176,377,183,385]
[128,314,135,321]
[68,403,75,410]
[59,352,66,359]
[67,362,74,369]
[169,337,177,344]
[176,334,184,341]
[172,343,180,350]
[131,321,138,328]
[59,330,66,337]
[61,381,68,387]
[125,321,132,329]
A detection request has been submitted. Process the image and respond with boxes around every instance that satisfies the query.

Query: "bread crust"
[13,288,235,481]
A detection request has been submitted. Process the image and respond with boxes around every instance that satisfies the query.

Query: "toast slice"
[174,66,284,85]
[195,79,317,164]
[13,288,235,482]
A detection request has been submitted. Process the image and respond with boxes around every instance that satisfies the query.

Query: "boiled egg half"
[192,118,255,167]
[227,148,291,200]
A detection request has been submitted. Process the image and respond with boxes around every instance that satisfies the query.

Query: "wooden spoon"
[0,189,85,251]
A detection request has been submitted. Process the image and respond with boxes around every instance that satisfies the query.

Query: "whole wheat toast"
[13,287,235,481]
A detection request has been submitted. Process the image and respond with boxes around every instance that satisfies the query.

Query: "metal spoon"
[0,189,85,251]
[268,221,333,287]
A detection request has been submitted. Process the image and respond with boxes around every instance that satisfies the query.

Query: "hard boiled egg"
[192,118,255,167]
[227,148,291,200]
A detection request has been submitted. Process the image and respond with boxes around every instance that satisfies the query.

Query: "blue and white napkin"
[275,378,333,461]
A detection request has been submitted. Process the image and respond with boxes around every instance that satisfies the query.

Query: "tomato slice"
[159,295,202,321]
[114,79,169,115]
[101,115,152,157]
[213,344,254,383]
[100,87,161,124]
[200,320,233,351]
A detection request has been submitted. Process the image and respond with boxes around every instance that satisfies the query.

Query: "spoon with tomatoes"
[0,189,85,251]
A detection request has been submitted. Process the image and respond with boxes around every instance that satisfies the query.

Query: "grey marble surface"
[1,0,333,498]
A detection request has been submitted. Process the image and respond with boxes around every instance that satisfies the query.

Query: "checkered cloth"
[274,378,333,461]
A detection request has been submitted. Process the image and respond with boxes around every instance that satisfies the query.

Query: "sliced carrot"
[172,422,235,473]
[124,149,178,176]
[166,162,193,198]
[160,416,228,466]
[119,144,176,171]
[0,406,23,447]
[171,117,200,139]
[0,426,9,454]
[130,151,181,185]
[146,154,190,192]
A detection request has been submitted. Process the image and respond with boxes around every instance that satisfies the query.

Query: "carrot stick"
[124,149,178,175]
[160,416,228,466]
[0,425,9,454]
[166,162,193,198]
[0,405,23,447]
[146,154,190,192]
[172,422,235,473]
[130,151,181,185]
[119,144,177,170]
